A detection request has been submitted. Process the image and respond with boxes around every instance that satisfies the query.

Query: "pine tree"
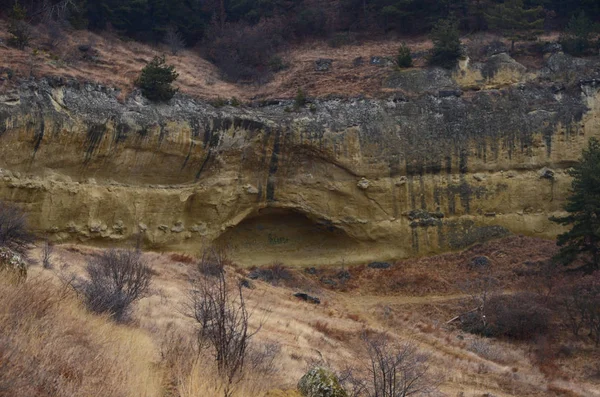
[7,1,31,50]
[559,11,596,56]
[485,0,545,52]
[135,56,179,102]
[551,138,600,271]
[428,18,463,69]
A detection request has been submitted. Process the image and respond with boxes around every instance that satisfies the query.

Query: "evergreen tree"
[551,138,600,271]
[485,0,545,52]
[7,1,31,50]
[428,18,463,69]
[396,42,413,68]
[135,56,179,102]
[559,11,597,56]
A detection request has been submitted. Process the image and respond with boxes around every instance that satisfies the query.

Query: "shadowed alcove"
[215,208,358,266]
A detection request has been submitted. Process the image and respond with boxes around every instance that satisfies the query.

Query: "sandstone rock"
[171,221,185,233]
[190,223,208,234]
[138,223,148,232]
[539,167,555,180]
[298,367,347,397]
[245,184,259,195]
[395,176,408,186]
[0,247,27,281]
[473,173,486,182]
[158,225,169,232]
[315,59,333,72]
[357,178,370,190]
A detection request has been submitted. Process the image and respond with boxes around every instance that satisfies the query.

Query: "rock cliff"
[0,52,599,266]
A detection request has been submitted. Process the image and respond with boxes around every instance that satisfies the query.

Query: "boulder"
[315,59,333,72]
[298,367,347,397]
[294,292,321,305]
[0,247,27,281]
[368,261,391,269]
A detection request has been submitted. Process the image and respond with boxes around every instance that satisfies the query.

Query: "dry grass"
[8,235,600,397]
[0,275,161,397]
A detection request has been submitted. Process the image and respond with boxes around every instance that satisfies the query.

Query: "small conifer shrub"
[397,43,413,68]
[135,56,179,102]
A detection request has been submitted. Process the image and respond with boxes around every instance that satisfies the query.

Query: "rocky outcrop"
[0,247,27,280]
[298,367,347,397]
[0,53,599,266]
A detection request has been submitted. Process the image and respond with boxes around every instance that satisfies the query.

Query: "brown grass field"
[0,235,598,397]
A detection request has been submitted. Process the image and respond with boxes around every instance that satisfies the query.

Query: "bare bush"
[0,201,34,255]
[560,272,600,346]
[164,25,185,55]
[187,250,262,397]
[198,247,227,277]
[41,239,54,269]
[76,248,152,322]
[461,293,551,340]
[343,333,440,397]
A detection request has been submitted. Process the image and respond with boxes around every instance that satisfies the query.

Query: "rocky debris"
[395,176,408,186]
[468,256,491,270]
[0,247,27,281]
[294,293,321,305]
[385,67,457,93]
[539,167,555,180]
[473,173,486,182]
[245,184,259,194]
[407,209,444,228]
[298,367,347,397]
[315,59,333,72]
[370,56,394,67]
[356,178,370,190]
[484,40,509,57]
[481,53,526,81]
[542,42,562,54]
[138,223,148,232]
[158,224,169,232]
[439,89,463,98]
[248,265,292,284]
[112,220,125,234]
[171,221,185,233]
[336,270,351,281]
[368,261,391,269]
[320,277,336,287]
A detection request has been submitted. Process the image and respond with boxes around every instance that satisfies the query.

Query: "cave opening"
[215,208,357,267]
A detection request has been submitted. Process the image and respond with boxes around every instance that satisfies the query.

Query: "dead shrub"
[0,201,34,255]
[461,293,551,340]
[187,251,263,397]
[75,248,153,322]
[343,333,441,397]
[247,262,292,285]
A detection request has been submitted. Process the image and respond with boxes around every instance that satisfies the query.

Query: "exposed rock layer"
[0,53,599,265]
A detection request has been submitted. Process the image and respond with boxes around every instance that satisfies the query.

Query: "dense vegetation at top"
[1,1,599,83]
[1,0,598,44]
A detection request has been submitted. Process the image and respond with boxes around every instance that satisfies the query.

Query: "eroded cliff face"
[0,52,599,266]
